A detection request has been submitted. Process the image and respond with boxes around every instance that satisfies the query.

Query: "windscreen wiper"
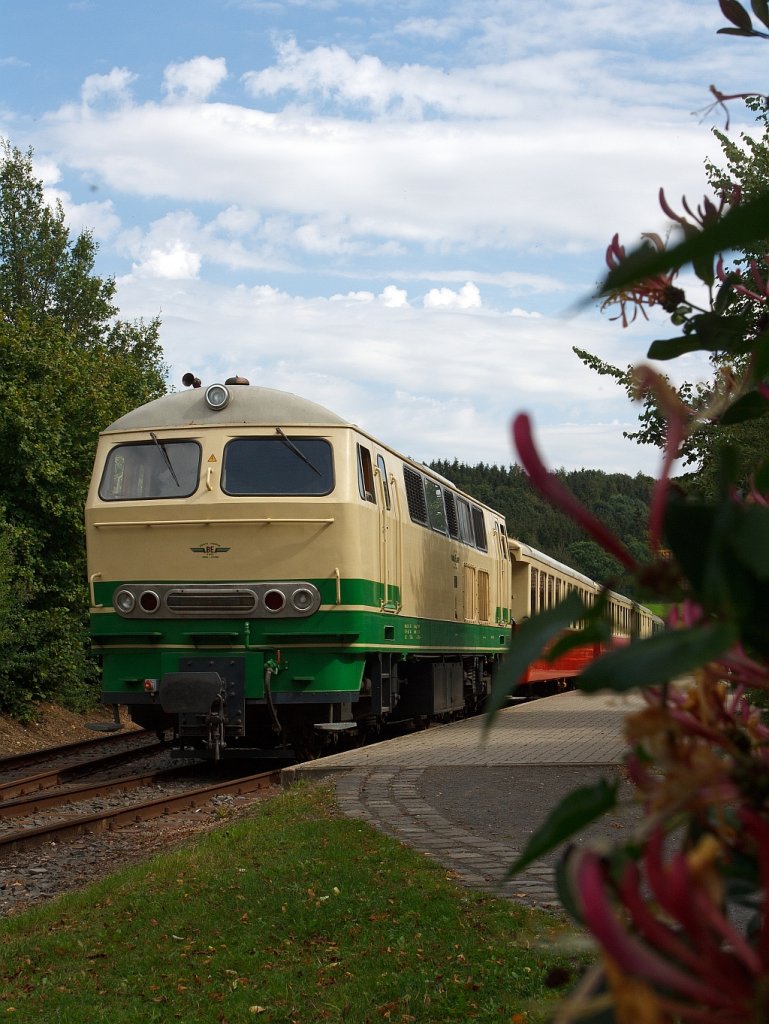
[276,427,322,476]
[150,431,181,487]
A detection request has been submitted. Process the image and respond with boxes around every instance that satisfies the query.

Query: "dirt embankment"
[0,703,136,756]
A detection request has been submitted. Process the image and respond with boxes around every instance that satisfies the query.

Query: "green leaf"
[752,0,769,27]
[720,24,769,34]
[505,779,618,877]
[750,331,769,381]
[755,461,769,493]
[647,334,709,360]
[577,623,738,692]
[649,314,749,361]
[714,274,738,313]
[485,592,583,724]
[728,506,769,579]
[720,389,769,424]
[720,0,754,30]
[547,616,611,663]
[595,193,769,299]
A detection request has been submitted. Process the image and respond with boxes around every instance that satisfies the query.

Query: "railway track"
[0,731,284,855]
[0,768,281,854]
[0,727,159,777]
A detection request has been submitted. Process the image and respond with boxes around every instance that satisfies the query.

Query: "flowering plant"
[492,4,769,1020]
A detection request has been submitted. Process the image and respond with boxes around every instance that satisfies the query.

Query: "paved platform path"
[282,689,644,911]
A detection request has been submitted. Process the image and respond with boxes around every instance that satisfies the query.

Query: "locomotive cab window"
[357,444,376,503]
[99,439,201,501]
[222,436,333,495]
[376,455,391,509]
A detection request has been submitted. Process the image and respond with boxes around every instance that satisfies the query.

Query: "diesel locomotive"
[85,376,661,757]
[85,377,512,757]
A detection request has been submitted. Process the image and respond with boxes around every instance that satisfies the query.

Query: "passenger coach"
[85,378,511,757]
[509,539,662,695]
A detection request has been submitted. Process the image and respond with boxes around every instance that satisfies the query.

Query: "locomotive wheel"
[291,724,325,763]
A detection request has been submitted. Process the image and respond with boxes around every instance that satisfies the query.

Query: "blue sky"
[2,0,766,474]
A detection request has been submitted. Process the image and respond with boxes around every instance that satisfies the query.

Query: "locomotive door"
[375,452,401,611]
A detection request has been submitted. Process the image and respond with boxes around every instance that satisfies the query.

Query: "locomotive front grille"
[166,589,257,613]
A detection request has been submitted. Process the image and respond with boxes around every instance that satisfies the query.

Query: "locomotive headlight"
[205,383,230,411]
[139,590,161,613]
[263,589,286,613]
[114,589,136,615]
[291,588,315,612]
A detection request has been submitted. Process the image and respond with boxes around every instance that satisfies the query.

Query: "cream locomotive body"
[85,380,511,756]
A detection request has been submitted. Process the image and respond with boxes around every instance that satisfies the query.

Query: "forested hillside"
[429,460,653,596]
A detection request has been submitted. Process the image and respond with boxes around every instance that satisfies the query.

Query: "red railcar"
[508,540,660,697]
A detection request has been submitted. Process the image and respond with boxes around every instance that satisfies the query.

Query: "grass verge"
[0,783,587,1023]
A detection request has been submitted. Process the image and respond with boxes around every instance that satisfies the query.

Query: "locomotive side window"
[424,479,448,534]
[376,454,391,509]
[402,466,490,552]
[444,490,459,539]
[498,522,509,559]
[471,506,487,551]
[99,440,201,501]
[357,444,376,503]
[222,437,333,495]
[456,498,475,545]
[403,466,429,524]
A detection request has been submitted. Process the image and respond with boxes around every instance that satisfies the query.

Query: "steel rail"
[0,769,280,854]
[0,729,154,774]
[0,740,169,801]
[0,764,196,818]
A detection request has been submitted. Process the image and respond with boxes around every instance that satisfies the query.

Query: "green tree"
[429,459,652,594]
[0,141,167,718]
[573,98,769,496]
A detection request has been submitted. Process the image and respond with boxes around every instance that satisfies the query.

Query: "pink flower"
[716,254,769,303]
[659,186,741,233]
[512,413,639,572]
[630,367,689,551]
[573,847,748,1015]
[601,233,685,326]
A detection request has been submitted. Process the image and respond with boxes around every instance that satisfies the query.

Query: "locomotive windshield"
[222,436,333,495]
[99,440,202,501]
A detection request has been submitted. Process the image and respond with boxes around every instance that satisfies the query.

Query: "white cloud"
[243,36,475,118]
[423,282,481,309]
[81,67,137,107]
[132,241,202,279]
[163,56,228,103]
[380,285,409,307]
[330,289,375,302]
[59,197,121,240]
[38,86,723,261]
[11,0,755,477]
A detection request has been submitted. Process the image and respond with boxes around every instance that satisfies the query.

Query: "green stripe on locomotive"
[92,576,401,611]
[91,578,510,702]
